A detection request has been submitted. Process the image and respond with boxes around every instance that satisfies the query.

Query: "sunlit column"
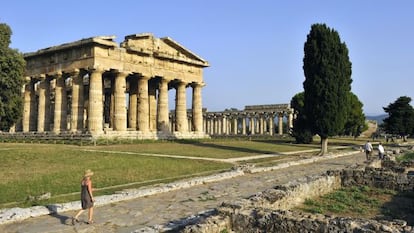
[157,77,169,132]
[71,70,84,132]
[37,76,51,132]
[53,72,67,133]
[113,71,128,131]
[88,68,104,133]
[288,112,294,129]
[278,113,284,135]
[269,114,275,136]
[232,118,238,134]
[192,82,203,132]
[242,117,246,135]
[175,81,188,132]
[137,75,150,132]
[23,79,35,132]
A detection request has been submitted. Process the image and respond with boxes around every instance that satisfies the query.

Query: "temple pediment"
[122,33,209,67]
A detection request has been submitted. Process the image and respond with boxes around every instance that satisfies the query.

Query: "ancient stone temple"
[20,33,209,139]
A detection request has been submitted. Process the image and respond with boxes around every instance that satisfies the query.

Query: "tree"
[0,23,25,131]
[382,96,414,141]
[290,92,313,143]
[342,92,366,138]
[303,23,352,155]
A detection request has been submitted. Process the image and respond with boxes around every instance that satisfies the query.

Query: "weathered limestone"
[113,71,127,131]
[175,81,188,133]
[137,75,150,133]
[88,68,104,133]
[157,77,169,132]
[70,70,84,132]
[203,104,293,136]
[192,82,203,132]
[18,33,210,139]
[53,72,67,133]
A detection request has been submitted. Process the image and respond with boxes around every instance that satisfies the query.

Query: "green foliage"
[342,92,366,137]
[302,23,352,139]
[291,92,313,143]
[0,22,26,131]
[382,96,414,139]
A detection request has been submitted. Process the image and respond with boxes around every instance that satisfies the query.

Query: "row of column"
[21,68,204,136]
[204,113,293,136]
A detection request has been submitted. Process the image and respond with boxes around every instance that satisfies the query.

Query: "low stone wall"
[182,162,414,233]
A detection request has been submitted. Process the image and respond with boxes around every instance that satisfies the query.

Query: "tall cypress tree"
[303,23,352,155]
[0,23,25,131]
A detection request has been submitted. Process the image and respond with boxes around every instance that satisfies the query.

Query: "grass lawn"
[297,185,414,225]
[0,137,362,208]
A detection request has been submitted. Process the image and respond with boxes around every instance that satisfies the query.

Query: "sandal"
[87,220,94,224]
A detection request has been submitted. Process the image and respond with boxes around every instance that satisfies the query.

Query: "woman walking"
[72,169,95,225]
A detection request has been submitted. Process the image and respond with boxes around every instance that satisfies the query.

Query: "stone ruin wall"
[181,161,414,233]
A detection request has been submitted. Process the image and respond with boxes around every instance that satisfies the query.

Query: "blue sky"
[2,1,413,115]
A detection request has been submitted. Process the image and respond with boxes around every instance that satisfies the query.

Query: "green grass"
[0,137,364,208]
[0,143,232,208]
[396,152,414,162]
[298,186,397,217]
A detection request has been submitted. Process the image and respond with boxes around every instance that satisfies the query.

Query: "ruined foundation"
[180,161,414,233]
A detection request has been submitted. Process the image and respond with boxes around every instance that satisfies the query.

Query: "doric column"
[222,117,227,135]
[269,114,275,135]
[53,72,67,133]
[114,71,128,131]
[137,75,150,132]
[128,77,138,129]
[23,80,35,132]
[259,115,264,134]
[288,112,294,129]
[191,82,203,132]
[71,70,84,132]
[278,113,284,135]
[88,68,104,133]
[37,76,51,132]
[250,117,255,135]
[242,117,246,135]
[149,83,157,131]
[157,78,169,132]
[175,81,188,132]
[232,118,238,135]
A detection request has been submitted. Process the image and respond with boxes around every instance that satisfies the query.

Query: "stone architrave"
[113,71,128,131]
[88,69,104,133]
